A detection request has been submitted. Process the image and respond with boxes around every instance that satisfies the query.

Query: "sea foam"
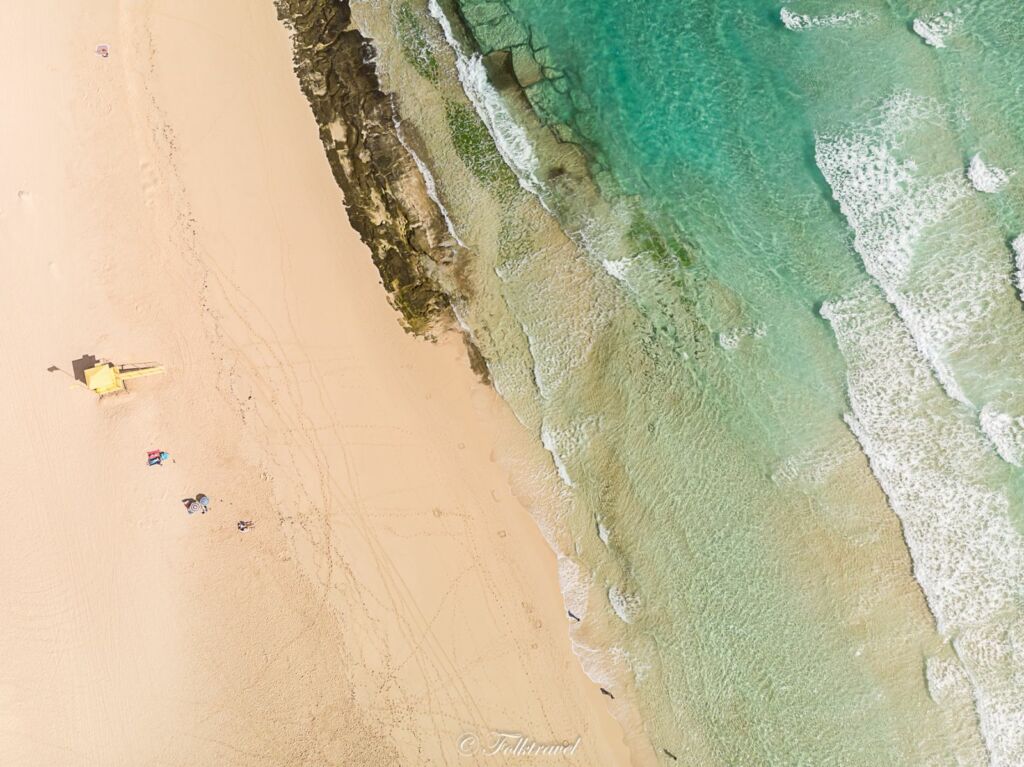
[780,8,871,30]
[608,584,640,624]
[601,257,632,283]
[717,323,766,350]
[815,93,969,287]
[968,153,1009,193]
[558,555,591,619]
[818,93,1024,468]
[1013,234,1024,299]
[392,114,465,246]
[979,404,1024,467]
[542,423,574,487]
[912,10,963,48]
[428,0,542,195]
[823,96,1024,438]
[823,285,1024,766]
[815,93,978,404]
[924,654,972,705]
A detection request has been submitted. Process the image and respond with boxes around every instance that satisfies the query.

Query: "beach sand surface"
[0,1,633,763]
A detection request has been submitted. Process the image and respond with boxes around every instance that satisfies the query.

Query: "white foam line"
[392,113,466,247]
[509,316,550,401]
[607,584,637,624]
[558,555,590,619]
[541,422,573,487]
[780,7,872,30]
[601,257,631,283]
[979,404,1024,466]
[428,0,543,196]
[814,93,978,406]
[823,285,1024,766]
[816,93,1024,476]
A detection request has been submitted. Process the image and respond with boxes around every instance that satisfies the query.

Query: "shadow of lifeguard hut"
[71,354,100,384]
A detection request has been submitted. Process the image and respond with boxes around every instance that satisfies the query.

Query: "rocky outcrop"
[275,0,460,333]
[453,0,694,267]
[454,0,577,138]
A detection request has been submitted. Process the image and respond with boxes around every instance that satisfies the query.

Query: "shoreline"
[275,3,664,762]
[329,2,1001,763]
[0,0,634,763]
[327,1,675,760]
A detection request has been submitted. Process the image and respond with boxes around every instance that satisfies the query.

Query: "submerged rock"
[524,79,574,126]
[510,44,543,88]
[458,0,529,53]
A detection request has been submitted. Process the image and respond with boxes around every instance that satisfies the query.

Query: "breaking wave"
[427,0,542,194]
[968,153,1010,193]
[912,10,963,49]
[822,285,1024,766]
[780,7,872,31]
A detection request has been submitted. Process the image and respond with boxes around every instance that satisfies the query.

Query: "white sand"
[0,0,636,763]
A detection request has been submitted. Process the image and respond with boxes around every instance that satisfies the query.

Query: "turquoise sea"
[359,0,1024,762]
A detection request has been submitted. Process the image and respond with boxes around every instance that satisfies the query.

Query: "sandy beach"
[0,1,633,764]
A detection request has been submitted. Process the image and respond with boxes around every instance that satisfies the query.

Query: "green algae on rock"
[628,214,694,268]
[443,98,518,197]
[457,0,529,53]
[395,2,441,83]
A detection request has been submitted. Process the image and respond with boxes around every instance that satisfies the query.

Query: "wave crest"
[968,153,1010,193]
[780,7,872,30]
[912,10,963,48]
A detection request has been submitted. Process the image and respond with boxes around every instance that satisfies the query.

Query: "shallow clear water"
[360,0,1024,762]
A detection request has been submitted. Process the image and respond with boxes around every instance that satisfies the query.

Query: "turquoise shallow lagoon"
[364,0,1024,762]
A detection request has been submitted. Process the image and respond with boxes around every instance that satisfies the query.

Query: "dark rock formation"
[275,0,459,333]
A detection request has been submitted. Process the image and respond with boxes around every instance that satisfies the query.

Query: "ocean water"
[351,0,1024,763]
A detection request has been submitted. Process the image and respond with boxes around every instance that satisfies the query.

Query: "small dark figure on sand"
[182,494,210,515]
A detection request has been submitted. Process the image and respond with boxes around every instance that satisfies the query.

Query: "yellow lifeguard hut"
[83,361,165,395]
